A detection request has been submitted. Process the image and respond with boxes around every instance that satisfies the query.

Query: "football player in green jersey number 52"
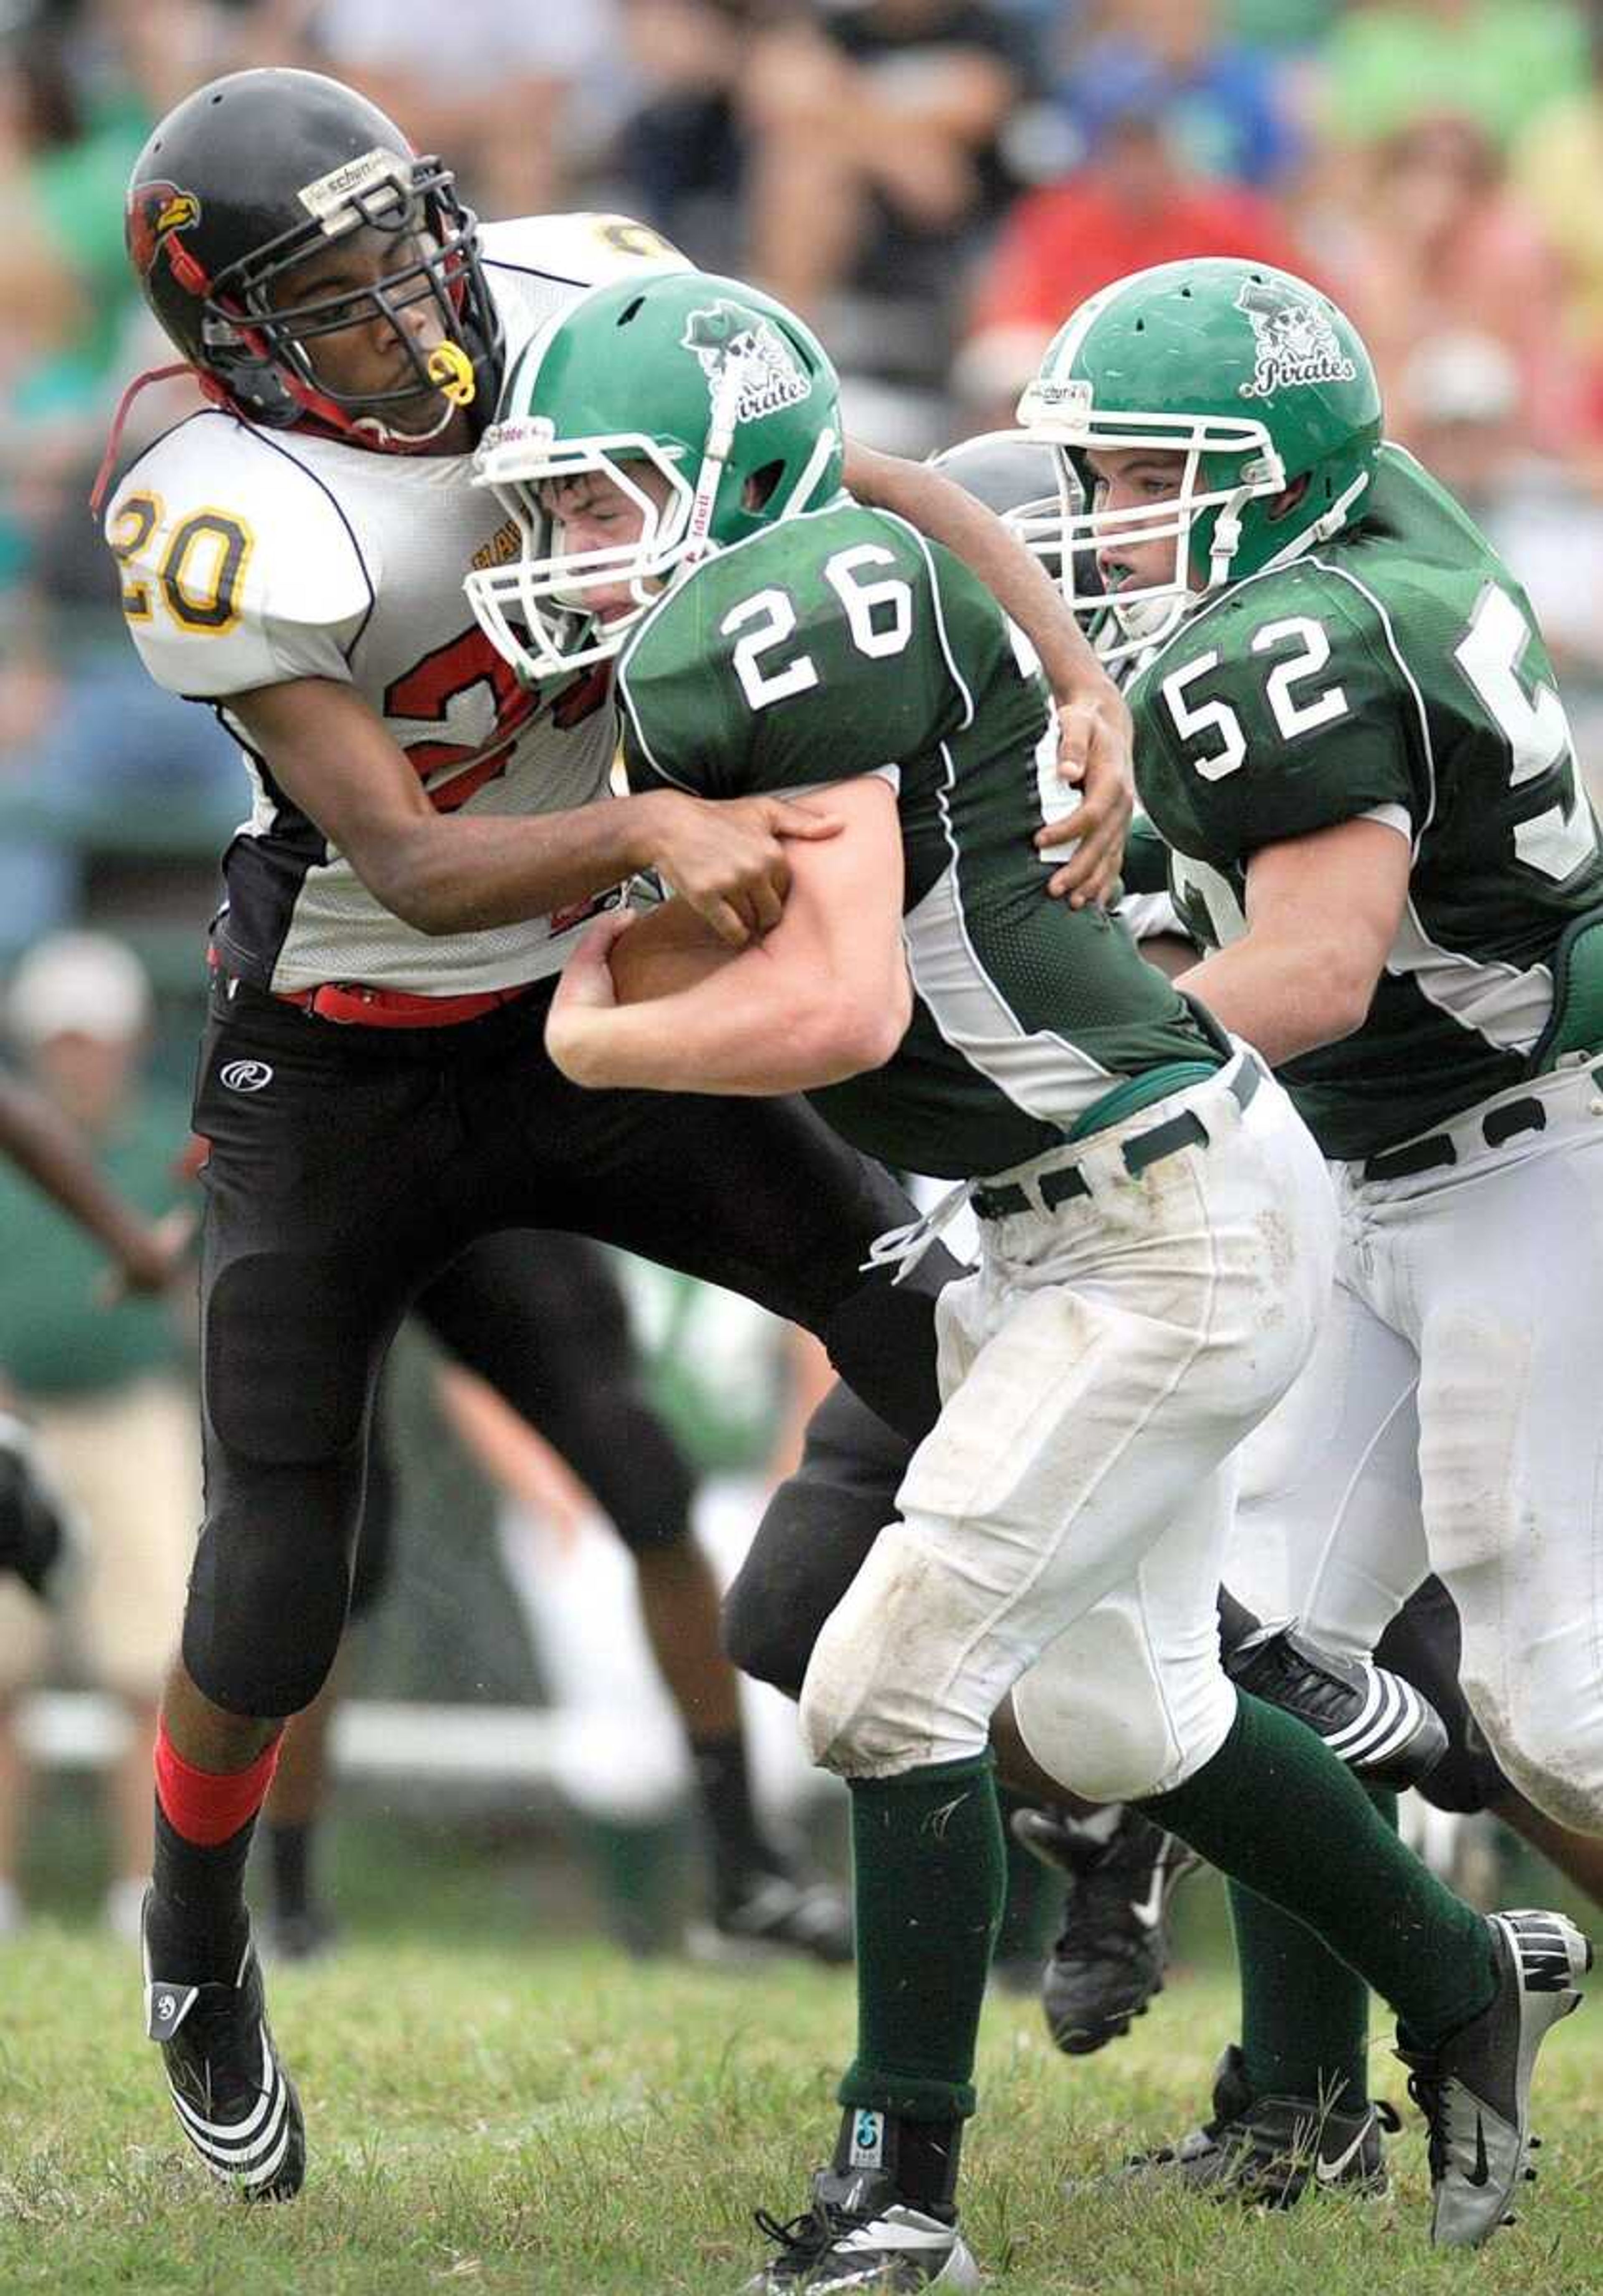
[1018,256,1603,2203]
[463,269,1588,2282]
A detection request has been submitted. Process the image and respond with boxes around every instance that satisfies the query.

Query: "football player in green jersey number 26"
[464,270,1588,2283]
[1018,257,1603,2204]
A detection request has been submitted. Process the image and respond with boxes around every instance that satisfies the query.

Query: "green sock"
[838,1753,1006,2122]
[1230,1789,1398,2107]
[1142,1698,1495,2049]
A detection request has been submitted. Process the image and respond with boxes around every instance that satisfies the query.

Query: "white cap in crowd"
[5,932,154,1048]
[1401,330,1521,430]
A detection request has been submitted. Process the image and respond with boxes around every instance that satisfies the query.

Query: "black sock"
[265,1820,313,1924]
[832,2107,963,2216]
[1215,1584,1260,1657]
[147,1802,254,1985]
[692,1730,779,1896]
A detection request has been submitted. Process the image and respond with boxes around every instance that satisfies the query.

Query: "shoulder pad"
[1133,555,1416,859]
[480,213,693,289]
[104,412,371,698]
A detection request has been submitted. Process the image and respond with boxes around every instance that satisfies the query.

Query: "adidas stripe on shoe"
[1224,1621,1447,1790]
[143,1894,304,2200]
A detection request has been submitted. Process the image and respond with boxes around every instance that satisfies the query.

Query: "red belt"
[206,945,539,1029]
[276,978,539,1028]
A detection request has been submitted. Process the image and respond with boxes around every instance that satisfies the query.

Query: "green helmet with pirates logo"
[466,270,843,683]
[1016,258,1382,661]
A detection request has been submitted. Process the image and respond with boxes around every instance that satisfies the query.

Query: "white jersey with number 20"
[105,214,687,997]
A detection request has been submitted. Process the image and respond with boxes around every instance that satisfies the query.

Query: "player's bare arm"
[0,1069,192,1295]
[843,440,1133,905]
[229,675,837,950]
[547,778,909,1093]
[1174,816,1411,1066]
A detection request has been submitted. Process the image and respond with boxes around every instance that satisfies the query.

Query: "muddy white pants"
[1229,1060,1603,1834]
[800,1055,1337,1802]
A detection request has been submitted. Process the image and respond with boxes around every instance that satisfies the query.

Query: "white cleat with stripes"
[143,1894,305,2200]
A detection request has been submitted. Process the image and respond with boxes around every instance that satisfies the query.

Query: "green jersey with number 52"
[1130,443,1603,1160]
[618,501,1223,1179]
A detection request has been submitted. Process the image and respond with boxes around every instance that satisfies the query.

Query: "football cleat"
[1014,1807,1200,2055]
[1224,1620,1448,1790]
[1396,1908,1590,2247]
[143,1894,304,2200]
[745,2167,979,2291]
[689,1871,853,1968]
[1091,2043,1398,2206]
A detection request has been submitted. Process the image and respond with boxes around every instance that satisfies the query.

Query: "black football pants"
[186,972,953,1717]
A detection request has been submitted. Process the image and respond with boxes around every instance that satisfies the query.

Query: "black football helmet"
[124,68,503,442]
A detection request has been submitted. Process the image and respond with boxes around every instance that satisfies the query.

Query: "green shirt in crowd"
[0,1084,188,1396]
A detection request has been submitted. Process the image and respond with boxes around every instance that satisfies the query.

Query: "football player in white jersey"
[101,66,1143,2203]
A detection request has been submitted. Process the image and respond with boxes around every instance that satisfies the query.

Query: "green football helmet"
[466,270,844,682]
[1016,258,1383,660]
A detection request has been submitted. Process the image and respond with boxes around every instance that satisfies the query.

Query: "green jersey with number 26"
[1130,443,1603,1160]
[617,501,1223,1179]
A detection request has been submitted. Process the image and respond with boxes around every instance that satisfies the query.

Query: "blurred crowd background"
[2,0,1598,1956]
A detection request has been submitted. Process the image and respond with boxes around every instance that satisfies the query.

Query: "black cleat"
[1225,1619,1448,1790]
[689,1871,854,1968]
[143,1895,304,2200]
[1015,1806,1200,2056]
[1397,1908,1590,2247]
[1091,2043,1398,2206]
[744,2167,979,2290]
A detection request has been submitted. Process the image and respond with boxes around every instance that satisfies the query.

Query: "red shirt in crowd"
[967,167,1312,385]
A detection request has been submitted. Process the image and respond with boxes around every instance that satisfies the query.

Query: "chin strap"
[1207,484,1254,589]
[1308,467,1372,544]
[683,348,755,567]
[349,395,460,452]
[90,353,469,521]
[89,363,213,516]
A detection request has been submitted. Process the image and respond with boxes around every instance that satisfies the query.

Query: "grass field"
[4,1824,1603,2296]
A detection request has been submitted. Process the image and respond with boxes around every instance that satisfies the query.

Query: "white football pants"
[1227,1058,1603,1834]
[800,1055,1337,1802]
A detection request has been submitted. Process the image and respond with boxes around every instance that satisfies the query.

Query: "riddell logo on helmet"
[1236,280,1356,400]
[126,182,201,277]
[1023,375,1092,421]
[681,303,809,423]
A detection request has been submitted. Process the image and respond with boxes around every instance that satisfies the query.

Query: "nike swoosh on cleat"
[1314,2124,1371,2185]
[1128,1868,1168,1931]
[1465,2115,1492,2189]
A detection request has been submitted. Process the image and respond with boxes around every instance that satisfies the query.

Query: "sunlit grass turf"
[3,1907,1602,2296]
